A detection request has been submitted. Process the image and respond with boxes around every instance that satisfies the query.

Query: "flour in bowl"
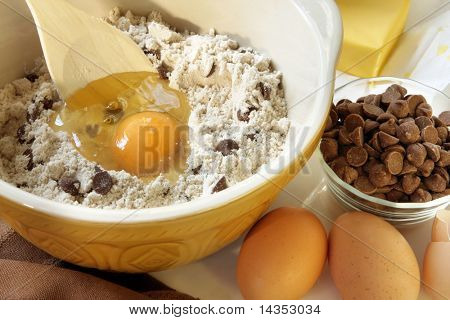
[0,8,289,209]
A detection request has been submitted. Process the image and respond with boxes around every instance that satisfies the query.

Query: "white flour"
[0,8,289,209]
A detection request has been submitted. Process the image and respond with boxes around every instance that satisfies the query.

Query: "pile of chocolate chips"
[320,84,450,203]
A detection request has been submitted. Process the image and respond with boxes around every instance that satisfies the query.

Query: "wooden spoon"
[25,0,154,100]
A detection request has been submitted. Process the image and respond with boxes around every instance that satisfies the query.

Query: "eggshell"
[423,242,450,299]
[236,207,327,300]
[431,210,450,242]
[329,211,420,300]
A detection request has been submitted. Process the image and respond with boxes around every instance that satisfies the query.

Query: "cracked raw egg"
[51,71,190,181]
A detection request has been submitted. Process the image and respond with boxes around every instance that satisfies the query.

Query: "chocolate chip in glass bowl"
[379,118,397,136]
[338,128,353,145]
[398,117,415,125]
[387,175,398,186]
[438,111,450,126]
[432,189,450,200]
[383,151,404,175]
[364,143,380,158]
[423,142,441,162]
[320,138,339,162]
[436,127,448,142]
[415,103,433,118]
[364,119,379,134]
[424,173,447,193]
[400,160,417,175]
[406,143,427,167]
[324,116,333,132]
[387,189,408,202]
[336,99,352,107]
[437,149,450,167]
[369,163,392,188]
[410,188,432,203]
[369,132,383,152]
[418,159,434,177]
[432,115,445,128]
[381,84,406,105]
[344,114,365,132]
[59,176,81,196]
[347,103,363,116]
[212,176,228,193]
[377,112,397,123]
[346,146,368,167]
[434,167,450,184]
[329,156,348,172]
[421,125,439,144]
[373,193,387,200]
[401,174,421,195]
[335,166,359,184]
[387,100,409,119]
[364,94,382,106]
[323,128,339,139]
[215,139,239,156]
[339,144,352,158]
[325,108,339,131]
[376,185,394,194]
[93,171,113,195]
[385,144,405,155]
[354,175,377,195]
[356,96,365,103]
[378,131,399,148]
[406,95,426,116]
[336,103,350,120]
[396,121,420,144]
[415,116,433,130]
[362,104,384,119]
[349,127,364,147]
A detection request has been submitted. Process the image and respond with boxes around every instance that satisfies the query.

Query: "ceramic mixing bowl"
[0,0,342,272]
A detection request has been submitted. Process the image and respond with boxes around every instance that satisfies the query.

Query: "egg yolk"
[113,111,181,177]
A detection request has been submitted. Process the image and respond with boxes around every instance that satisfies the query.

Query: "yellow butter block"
[336,0,410,77]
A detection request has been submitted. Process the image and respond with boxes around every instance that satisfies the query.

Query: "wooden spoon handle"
[26,0,154,99]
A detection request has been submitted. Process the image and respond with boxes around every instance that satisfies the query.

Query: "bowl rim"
[322,76,450,210]
[0,0,343,224]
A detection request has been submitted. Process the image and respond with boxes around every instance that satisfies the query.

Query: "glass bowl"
[321,77,450,227]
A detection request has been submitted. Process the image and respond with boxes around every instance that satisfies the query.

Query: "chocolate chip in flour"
[93,171,113,195]
[212,176,228,193]
[215,139,239,156]
[59,176,81,196]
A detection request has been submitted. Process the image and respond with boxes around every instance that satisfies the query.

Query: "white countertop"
[150,0,450,300]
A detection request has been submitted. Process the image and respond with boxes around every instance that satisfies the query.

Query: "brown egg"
[423,242,450,299]
[423,209,450,299]
[329,211,420,299]
[236,207,327,300]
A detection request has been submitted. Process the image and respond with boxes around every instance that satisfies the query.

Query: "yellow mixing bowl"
[0,0,342,272]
